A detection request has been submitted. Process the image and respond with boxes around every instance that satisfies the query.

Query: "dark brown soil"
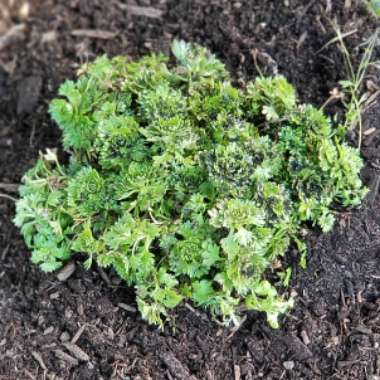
[1,1,380,379]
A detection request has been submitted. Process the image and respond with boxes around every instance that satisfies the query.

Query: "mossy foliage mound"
[15,41,367,327]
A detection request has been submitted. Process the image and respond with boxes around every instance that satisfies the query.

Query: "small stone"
[284,361,295,370]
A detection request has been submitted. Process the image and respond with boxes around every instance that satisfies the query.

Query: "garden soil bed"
[1,1,380,379]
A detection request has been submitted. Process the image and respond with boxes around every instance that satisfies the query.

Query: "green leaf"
[192,280,215,305]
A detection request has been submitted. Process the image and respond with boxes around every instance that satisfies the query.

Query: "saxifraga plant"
[14,41,367,328]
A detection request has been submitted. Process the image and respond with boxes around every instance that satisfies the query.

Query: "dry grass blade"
[333,23,379,149]
[0,193,17,202]
[316,29,357,54]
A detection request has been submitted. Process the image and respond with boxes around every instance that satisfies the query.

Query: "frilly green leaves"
[15,41,367,328]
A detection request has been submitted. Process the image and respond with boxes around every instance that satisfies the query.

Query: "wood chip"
[370,174,380,205]
[337,359,359,369]
[301,330,310,345]
[17,75,42,115]
[125,5,163,18]
[97,266,111,286]
[56,262,76,282]
[363,90,380,112]
[49,291,60,300]
[71,324,86,344]
[54,349,79,366]
[62,342,90,362]
[159,351,199,380]
[325,0,332,13]
[71,29,117,39]
[283,334,313,361]
[43,326,54,335]
[77,302,84,316]
[24,369,36,380]
[234,365,241,380]
[364,127,376,136]
[42,30,57,43]
[19,2,31,20]
[353,326,372,335]
[1,245,10,261]
[297,31,308,51]
[0,23,26,51]
[363,128,380,147]
[283,361,295,370]
[118,302,137,313]
[31,351,47,370]
[0,183,19,192]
